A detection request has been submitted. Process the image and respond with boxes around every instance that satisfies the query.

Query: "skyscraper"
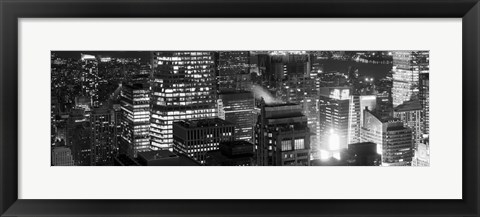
[391,51,429,107]
[361,109,413,166]
[419,73,429,135]
[80,54,100,108]
[150,52,218,150]
[348,95,377,144]
[318,87,351,152]
[218,91,255,142]
[90,107,118,166]
[66,108,91,166]
[120,82,151,157]
[254,100,310,166]
[217,51,251,92]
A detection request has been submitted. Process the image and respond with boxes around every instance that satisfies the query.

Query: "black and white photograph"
[51,51,429,166]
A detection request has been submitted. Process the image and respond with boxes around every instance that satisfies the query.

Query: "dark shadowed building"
[136,150,200,166]
[254,100,310,166]
[173,118,235,164]
[205,140,255,166]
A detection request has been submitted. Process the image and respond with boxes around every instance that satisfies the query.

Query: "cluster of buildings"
[50,51,429,166]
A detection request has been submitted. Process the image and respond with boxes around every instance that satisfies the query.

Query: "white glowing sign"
[330,88,350,100]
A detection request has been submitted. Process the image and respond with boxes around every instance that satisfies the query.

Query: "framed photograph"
[1,0,478,216]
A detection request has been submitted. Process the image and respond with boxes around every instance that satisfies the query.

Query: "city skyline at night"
[51,50,429,166]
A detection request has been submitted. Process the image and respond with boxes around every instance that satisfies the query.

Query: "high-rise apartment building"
[150,52,218,150]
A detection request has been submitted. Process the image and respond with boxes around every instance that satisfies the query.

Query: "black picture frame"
[1,0,479,216]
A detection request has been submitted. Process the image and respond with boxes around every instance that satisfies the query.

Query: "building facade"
[391,51,429,107]
[318,87,351,152]
[218,91,255,142]
[361,109,414,166]
[150,51,218,150]
[254,101,310,166]
[120,82,151,157]
[393,100,423,148]
[172,118,235,164]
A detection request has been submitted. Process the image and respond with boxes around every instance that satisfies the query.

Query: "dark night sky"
[53,51,151,61]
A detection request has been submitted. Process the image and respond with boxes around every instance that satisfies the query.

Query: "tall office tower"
[90,107,118,166]
[80,54,100,108]
[361,109,414,166]
[254,100,310,166]
[218,91,255,142]
[120,82,151,157]
[150,52,218,150]
[419,73,429,135]
[66,109,92,166]
[393,100,423,148]
[51,146,75,166]
[318,87,351,153]
[217,51,251,92]
[391,51,429,107]
[172,118,235,164]
[348,95,377,144]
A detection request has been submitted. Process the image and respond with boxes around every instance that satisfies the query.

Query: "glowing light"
[328,129,340,150]
[333,152,341,160]
[320,150,330,160]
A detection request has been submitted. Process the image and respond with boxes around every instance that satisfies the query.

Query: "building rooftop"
[137,150,200,166]
[394,100,423,112]
[137,150,179,161]
[174,118,234,129]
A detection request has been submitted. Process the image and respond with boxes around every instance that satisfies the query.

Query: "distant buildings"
[172,118,235,164]
[391,51,429,107]
[80,54,100,108]
[361,109,413,166]
[150,52,218,150]
[217,51,251,92]
[254,101,310,166]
